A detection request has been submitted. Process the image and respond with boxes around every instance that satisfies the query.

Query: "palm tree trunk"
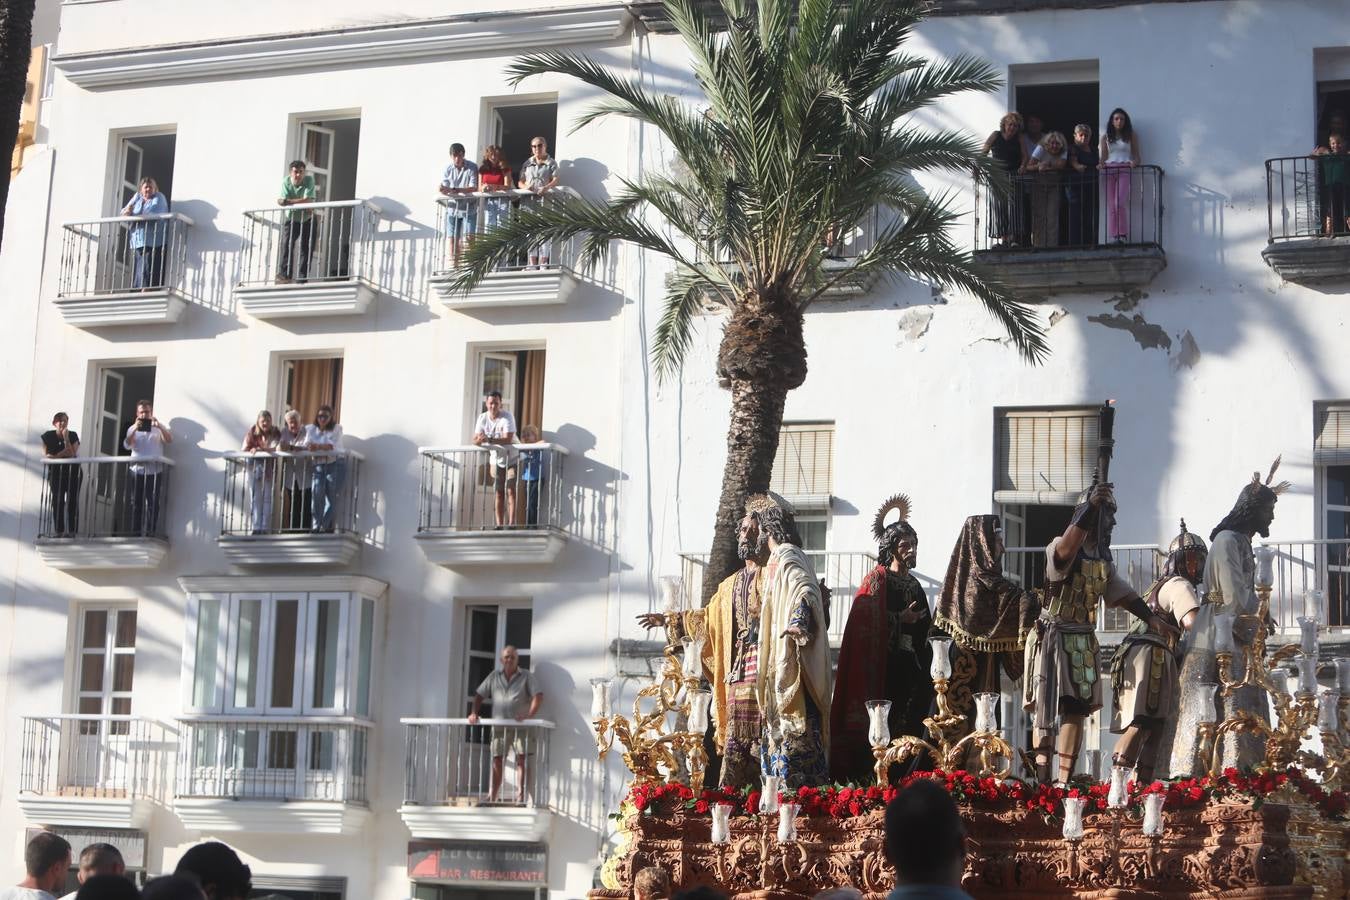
[701,373,788,602]
[0,0,37,251]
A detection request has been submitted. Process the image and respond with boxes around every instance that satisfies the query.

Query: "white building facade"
[1,0,1349,897]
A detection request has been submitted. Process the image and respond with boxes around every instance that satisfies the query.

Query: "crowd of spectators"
[4,835,251,900]
[438,135,560,268]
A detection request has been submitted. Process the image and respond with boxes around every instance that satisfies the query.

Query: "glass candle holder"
[1335,657,1350,693]
[1213,612,1236,654]
[660,575,684,613]
[681,636,705,679]
[929,636,953,680]
[759,776,781,814]
[866,700,893,748]
[1269,668,1291,698]
[1319,690,1341,732]
[689,689,712,733]
[1296,656,1319,696]
[711,802,734,844]
[1297,617,1320,657]
[1304,589,1325,622]
[1062,796,1086,841]
[974,693,1000,733]
[777,802,799,842]
[1255,546,1275,588]
[1195,682,1218,725]
[589,677,612,720]
[1142,793,1166,837]
[1108,765,1130,809]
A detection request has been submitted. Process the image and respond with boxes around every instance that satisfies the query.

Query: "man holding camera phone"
[123,399,172,535]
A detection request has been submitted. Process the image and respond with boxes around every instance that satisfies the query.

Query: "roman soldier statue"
[830,495,934,783]
[1109,519,1205,784]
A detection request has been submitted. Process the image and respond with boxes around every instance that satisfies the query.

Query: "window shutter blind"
[1315,404,1350,466]
[770,424,833,508]
[994,409,1098,505]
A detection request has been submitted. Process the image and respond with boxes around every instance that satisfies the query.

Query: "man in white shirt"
[2,832,72,900]
[473,390,517,528]
[58,844,125,900]
[122,398,172,535]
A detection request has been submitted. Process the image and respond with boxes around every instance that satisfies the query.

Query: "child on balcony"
[518,424,546,528]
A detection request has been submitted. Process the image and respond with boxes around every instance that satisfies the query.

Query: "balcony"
[428,188,582,309]
[234,200,382,318]
[54,214,193,326]
[217,450,364,565]
[414,444,569,567]
[174,716,371,834]
[1261,156,1350,283]
[37,457,173,570]
[399,718,554,842]
[679,551,878,645]
[971,166,1166,297]
[18,715,166,829]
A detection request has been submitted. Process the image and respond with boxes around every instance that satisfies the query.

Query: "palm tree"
[452,0,1048,601]
[0,0,37,250]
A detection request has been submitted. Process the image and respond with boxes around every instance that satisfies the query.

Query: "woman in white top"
[1028,131,1069,247]
[277,409,312,530]
[241,410,280,533]
[304,405,345,531]
[1099,108,1141,242]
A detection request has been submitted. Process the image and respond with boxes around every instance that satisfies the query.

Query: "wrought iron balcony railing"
[238,199,381,288]
[973,166,1164,252]
[402,717,553,808]
[220,450,363,536]
[58,213,193,298]
[38,456,174,541]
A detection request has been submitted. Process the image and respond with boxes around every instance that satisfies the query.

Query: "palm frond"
[652,267,720,380]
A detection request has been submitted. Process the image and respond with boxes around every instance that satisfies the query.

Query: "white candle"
[1142,793,1166,837]
[1108,765,1129,809]
[1062,796,1086,841]
[711,802,734,844]
[929,636,953,680]
[1319,690,1341,732]
[1255,546,1275,588]
[689,689,712,733]
[1213,613,1236,654]
[866,700,893,748]
[589,677,611,719]
[777,802,799,843]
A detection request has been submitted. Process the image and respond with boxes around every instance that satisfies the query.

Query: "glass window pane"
[270,599,299,708]
[505,608,532,651]
[82,610,107,648]
[232,599,264,709]
[80,654,104,692]
[468,656,494,704]
[481,357,512,399]
[308,730,335,771]
[78,696,102,715]
[311,599,341,709]
[114,610,137,648]
[112,654,134,692]
[517,652,531,672]
[1330,509,1350,542]
[267,730,297,769]
[797,518,827,552]
[1328,466,1350,507]
[355,598,374,718]
[192,598,221,708]
[469,608,498,653]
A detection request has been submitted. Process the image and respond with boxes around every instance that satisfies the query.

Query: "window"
[109,131,176,217]
[250,877,345,900]
[1009,61,1100,154]
[277,353,344,422]
[92,362,157,460]
[74,606,137,731]
[1314,402,1350,627]
[186,591,376,716]
[482,98,559,177]
[468,347,546,439]
[770,422,834,572]
[462,603,533,717]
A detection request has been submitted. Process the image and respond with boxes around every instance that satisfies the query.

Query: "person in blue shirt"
[121,177,169,289]
[518,423,545,527]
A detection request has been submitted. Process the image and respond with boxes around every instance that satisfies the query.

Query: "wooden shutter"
[771,423,833,509]
[1315,403,1350,466]
[994,408,1098,506]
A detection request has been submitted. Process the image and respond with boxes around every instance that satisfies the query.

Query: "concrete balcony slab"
[414,530,567,567]
[17,794,153,830]
[398,804,553,842]
[973,246,1166,298]
[37,537,168,571]
[173,797,369,835]
[1261,237,1350,284]
[235,281,376,318]
[218,532,361,566]
[430,268,579,309]
[53,290,187,326]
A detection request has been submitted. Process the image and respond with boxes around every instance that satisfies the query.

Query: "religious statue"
[931,515,1037,749]
[1109,519,1205,784]
[747,492,833,788]
[1169,460,1289,775]
[1026,481,1180,784]
[830,494,934,784]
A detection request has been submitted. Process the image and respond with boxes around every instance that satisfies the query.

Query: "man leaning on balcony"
[439,142,479,264]
[276,160,317,283]
[468,645,543,804]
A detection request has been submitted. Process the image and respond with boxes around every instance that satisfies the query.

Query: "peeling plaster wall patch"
[1171,330,1200,370]
[1047,306,1069,328]
[897,307,934,341]
[1086,312,1172,351]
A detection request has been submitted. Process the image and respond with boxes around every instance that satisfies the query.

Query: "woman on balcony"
[121,177,169,290]
[40,411,81,536]
[981,113,1027,247]
[277,410,312,531]
[1100,108,1141,243]
[304,405,345,533]
[241,411,280,534]
[479,144,513,232]
[1028,132,1068,247]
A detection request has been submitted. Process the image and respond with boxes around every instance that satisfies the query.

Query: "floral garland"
[623,765,1346,822]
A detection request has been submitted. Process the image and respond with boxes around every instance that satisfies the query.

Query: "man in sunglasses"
[518,137,559,268]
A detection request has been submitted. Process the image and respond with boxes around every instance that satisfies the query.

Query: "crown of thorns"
[871,493,913,543]
[745,491,793,516]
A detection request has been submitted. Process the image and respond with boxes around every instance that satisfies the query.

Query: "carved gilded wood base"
[592,801,1344,899]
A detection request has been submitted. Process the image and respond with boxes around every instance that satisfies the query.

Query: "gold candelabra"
[593,603,711,794]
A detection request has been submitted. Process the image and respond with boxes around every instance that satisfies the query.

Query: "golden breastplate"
[1047,559,1107,626]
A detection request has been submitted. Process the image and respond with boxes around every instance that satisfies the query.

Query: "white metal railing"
[1003,544,1161,633]
[238,199,382,287]
[678,551,879,642]
[39,456,176,540]
[58,213,193,298]
[417,444,568,533]
[20,715,166,801]
[401,717,553,808]
[1262,538,1350,630]
[176,716,371,804]
[432,187,581,275]
[220,450,364,536]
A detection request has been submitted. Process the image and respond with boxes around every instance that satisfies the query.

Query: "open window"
[769,422,834,573]
[461,603,533,717]
[482,98,558,177]
[1314,402,1350,628]
[467,347,545,439]
[110,131,176,215]
[293,115,361,279]
[93,362,157,459]
[277,353,344,421]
